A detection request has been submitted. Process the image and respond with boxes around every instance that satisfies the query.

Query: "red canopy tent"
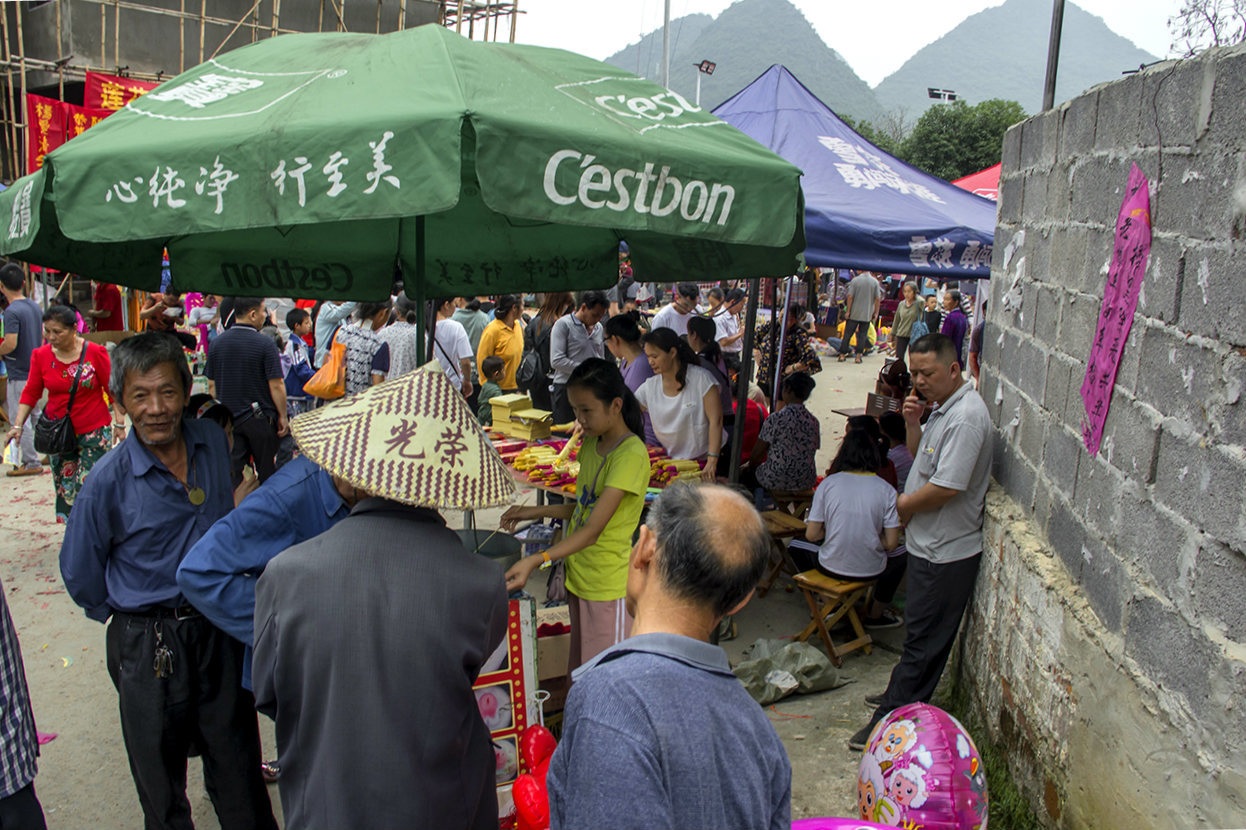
[952,163,1001,201]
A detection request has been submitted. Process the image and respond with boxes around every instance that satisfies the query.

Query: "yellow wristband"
[539,550,553,570]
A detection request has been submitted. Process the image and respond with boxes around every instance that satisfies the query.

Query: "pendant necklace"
[182,456,206,506]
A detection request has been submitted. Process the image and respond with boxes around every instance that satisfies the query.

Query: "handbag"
[34,342,87,457]
[516,348,542,391]
[516,317,546,391]
[303,328,346,399]
[546,545,568,603]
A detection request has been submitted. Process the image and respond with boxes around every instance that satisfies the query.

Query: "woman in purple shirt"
[939,289,969,368]
[604,314,659,445]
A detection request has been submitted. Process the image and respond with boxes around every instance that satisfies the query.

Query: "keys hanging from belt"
[153,621,174,679]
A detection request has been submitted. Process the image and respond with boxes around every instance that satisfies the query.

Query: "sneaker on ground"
[864,693,885,708]
[862,609,903,629]
[847,723,874,751]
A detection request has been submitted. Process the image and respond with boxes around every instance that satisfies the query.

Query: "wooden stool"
[755,488,815,597]
[792,570,875,667]
[757,509,805,597]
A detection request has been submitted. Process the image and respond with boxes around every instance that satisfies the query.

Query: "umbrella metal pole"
[773,276,793,406]
[414,214,427,365]
[726,277,761,486]
[767,279,778,403]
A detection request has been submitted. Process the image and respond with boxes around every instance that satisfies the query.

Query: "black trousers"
[0,783,46,830]
[106,612,276,830]
[550,383,572,424]
[838,320,872,355]
[893,335,911,365]
[529,381,553,413]
[230,414,278,489]
[870,553,981,723]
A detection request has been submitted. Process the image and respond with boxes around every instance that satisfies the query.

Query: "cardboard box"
[540,675,569,716]
[536,604,571,682]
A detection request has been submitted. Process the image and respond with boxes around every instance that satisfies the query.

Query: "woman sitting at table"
[634,327,722,482]
[795,429,905,628]
[741,372,820,496]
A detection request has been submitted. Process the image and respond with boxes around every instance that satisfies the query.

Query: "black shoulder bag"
[34,342,87,457]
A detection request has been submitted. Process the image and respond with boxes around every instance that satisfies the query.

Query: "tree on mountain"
[900,98,1026,181]
[839,114,902,156]
[1169,0,1246,57]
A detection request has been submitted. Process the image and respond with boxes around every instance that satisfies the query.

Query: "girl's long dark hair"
[686,315,723,366]
[641,326,700,391]
[832,428,882,474]
[566,357,644,438]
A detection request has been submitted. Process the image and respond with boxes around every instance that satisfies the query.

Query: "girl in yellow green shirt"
[503,358,650,673]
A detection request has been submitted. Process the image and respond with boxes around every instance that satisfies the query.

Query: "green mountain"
[604,0,883,122]
[874,0,1158,118]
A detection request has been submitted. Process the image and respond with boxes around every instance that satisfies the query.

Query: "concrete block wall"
[968,45,1246,828]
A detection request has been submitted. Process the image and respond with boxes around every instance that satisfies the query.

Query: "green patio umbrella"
[0,24,804,301]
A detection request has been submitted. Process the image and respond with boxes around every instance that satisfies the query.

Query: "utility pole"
[1042,0,1065,110]
[661,0,670,88]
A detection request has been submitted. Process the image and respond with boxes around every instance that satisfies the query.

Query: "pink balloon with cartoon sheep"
[855,702,989,830]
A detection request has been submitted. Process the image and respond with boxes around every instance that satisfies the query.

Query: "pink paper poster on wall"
[1080,163,1151,455]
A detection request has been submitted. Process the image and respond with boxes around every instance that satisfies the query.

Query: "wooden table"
[830,407,869,419]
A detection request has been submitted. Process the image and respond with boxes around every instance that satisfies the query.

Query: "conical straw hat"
[290,361,516,510]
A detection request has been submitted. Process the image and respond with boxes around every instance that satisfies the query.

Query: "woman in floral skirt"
[5,305,119,521]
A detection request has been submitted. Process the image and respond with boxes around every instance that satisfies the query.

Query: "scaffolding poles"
[441,0,519,42]
[0,0,521,181]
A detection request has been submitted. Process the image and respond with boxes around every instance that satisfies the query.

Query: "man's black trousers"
[870,553,982,723]
[106,611,276,830]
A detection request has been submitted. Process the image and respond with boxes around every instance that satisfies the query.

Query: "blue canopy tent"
[714,65,997,280]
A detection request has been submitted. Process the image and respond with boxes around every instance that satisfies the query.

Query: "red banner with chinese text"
[84,71,159,110]
[64,103,114,140]
[26,94,66,173]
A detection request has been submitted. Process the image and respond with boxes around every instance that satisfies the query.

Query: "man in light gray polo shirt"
[849,332,992,749]
[548,290,607,423]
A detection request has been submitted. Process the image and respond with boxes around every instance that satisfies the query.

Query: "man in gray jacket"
[252,363,512,830]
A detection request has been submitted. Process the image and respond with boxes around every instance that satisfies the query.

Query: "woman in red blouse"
[4,305,120,522]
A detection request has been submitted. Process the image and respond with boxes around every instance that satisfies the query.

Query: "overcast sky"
[512,0,1182,87]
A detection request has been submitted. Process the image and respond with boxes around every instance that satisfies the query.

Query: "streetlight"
[927,88,957,101]
[694,59,716,106]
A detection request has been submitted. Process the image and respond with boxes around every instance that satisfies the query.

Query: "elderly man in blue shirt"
[547,483,792,830]
[59,332,276,830]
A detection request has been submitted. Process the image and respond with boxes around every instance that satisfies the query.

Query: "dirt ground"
[1,343,903,828]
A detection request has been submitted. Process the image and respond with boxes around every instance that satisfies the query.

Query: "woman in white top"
[802,429,905,627]
[633,327,722,481]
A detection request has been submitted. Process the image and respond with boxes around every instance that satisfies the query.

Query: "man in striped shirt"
[0,579,45,828]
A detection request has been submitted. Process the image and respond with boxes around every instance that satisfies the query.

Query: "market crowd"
[0,261,990,830]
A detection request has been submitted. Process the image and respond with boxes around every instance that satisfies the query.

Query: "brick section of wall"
[966,45,1246,828]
